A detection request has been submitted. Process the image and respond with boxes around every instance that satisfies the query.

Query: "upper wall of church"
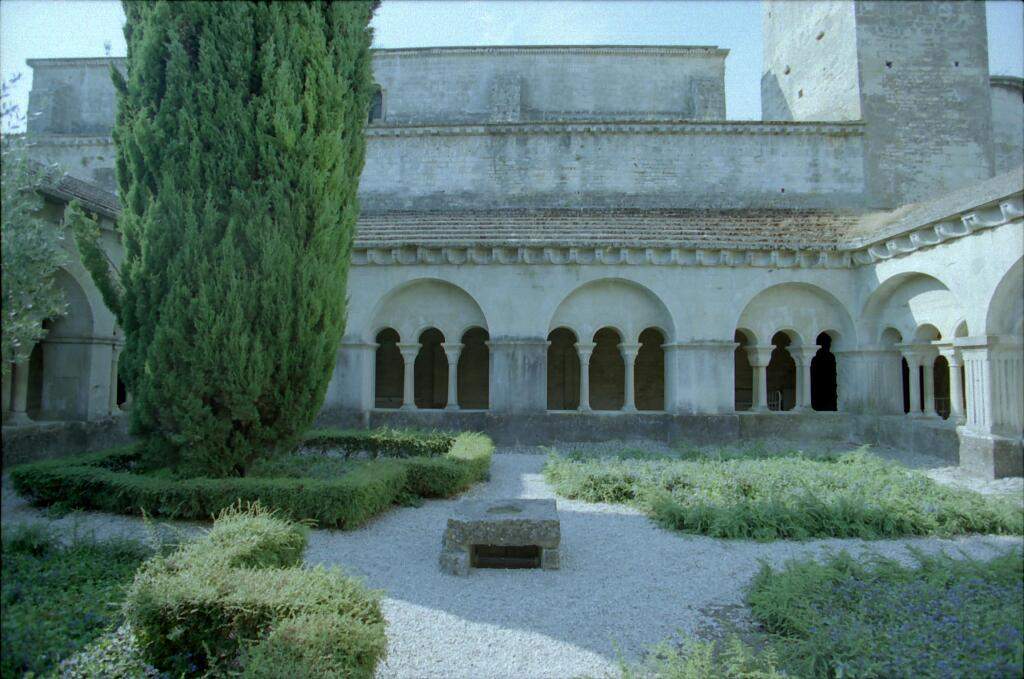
[371,46,727,124]
[991,77,1024,174]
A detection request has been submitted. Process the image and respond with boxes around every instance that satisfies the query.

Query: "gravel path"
[3,450,1022,679]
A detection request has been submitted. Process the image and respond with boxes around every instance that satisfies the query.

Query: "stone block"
[440,499,561,575]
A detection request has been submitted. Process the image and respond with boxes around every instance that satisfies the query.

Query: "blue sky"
[2,0,1022,129]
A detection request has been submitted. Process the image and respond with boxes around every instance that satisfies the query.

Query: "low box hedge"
[10,429,493,529]
[126,504,387,677]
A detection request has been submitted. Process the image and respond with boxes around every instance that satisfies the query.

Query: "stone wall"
[762,0,996,209]
[360,122,867,210]
[990,77,1024,174]
[372,46,727,124]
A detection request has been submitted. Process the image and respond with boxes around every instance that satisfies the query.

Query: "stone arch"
[369,278,488,343]
[635,327,665,411]
[913,324,942,342]
[373,328,402,409]
[767,331,797,411]
[590,327,625,411]
[414,327,447,409]
[548,278,675,344]
[811,331,838,411]
[547,327,580,411]
[985,257,1023,338]
[862,272,963,344]
[458,326,489,410]
[736,283,855,350]
[37,269,97,420]
[734,329,755,411]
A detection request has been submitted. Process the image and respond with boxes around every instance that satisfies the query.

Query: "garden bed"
[1,525,151,678]
[543,446,1023,539]
[10,428,493,528]
[623,548,1024,678]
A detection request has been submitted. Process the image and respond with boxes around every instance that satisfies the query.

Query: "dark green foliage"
[11,431,494,528]
[125,504,387,677]
[747,549,1024,678]
[104,1,377,476]
[66,200,122,318]
[303,427,456,458]
[1,525,150,678]
[544,448,1023,540]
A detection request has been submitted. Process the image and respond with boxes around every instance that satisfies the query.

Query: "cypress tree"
[110,1,377,476]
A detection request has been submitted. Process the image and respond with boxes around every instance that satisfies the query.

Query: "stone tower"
[762,0,995,208]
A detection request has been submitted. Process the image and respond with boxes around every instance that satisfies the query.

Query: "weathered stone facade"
[4,0,1023,478]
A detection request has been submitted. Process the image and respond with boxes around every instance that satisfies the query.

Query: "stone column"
[108,344,121,416]
[920,347,940,418]
[956,335,1023,478]
[618,342,641,412]
[939,346,965,423]
[7,361,31,425]
[442,342,463,411]
[324,340,377,415]
[487,338,549,413]
[664,341,737,414]
[833,348,903,414]
[900,348,922,415]
[745,345,774,412]
[397,343,420,411]
[575,342,596,413]
[791,345,820,412]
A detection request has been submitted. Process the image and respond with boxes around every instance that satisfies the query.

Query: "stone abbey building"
[3,1,1023,478]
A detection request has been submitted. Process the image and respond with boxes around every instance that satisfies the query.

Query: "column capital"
[441,342,464,357]
[396,342,421,360]
[791,345,821,366]
[745,345,774,368]
[574,342,596,361]
[937,344,963,366]
[617,342,642,358]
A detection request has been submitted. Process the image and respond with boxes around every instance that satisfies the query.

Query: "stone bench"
[439,499,561,575]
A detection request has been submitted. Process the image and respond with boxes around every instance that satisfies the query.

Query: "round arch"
[985,257,1023,337]
[736,282,856,349]
[368,278,488,342]
[548,278,675,344]
[861,272,964,344]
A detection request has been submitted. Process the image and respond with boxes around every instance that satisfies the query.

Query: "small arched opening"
[26,338,45,420]
[374,328,403,409]
[635,327,665,411]
[767,331,797,411]
[811,331,838,411]
[414,328,447,409]
[458,327,489,410]
[934,355,951,419]
[590,327,625,411]
[734,329,755,411]
[547,328,580,411]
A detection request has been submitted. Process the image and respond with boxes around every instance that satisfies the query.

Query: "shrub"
[747,548,1024,678]
[125,504,387,677]
[544,448,1023,540]
[88,2,378,477]
[1,527,150,678]
[620,637,785,679]
[11,430,493,528]
[302,426,456,458]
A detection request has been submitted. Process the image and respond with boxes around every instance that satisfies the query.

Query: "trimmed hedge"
[126,504,386,677]
[302,427,455,458]
[11,430,493,529]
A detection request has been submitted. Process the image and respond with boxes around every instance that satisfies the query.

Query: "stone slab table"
[439,498,561,575]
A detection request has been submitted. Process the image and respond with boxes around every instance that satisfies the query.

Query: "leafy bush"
[619,637,785,679]
[11,430,493,528]
[302,426,455,458]
[748,548,1024,678]
[126,504,386,677]
[1,525,150,678]
[544,448,1023,540]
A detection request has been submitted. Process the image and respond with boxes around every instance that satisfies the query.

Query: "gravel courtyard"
[2,446,1022,679]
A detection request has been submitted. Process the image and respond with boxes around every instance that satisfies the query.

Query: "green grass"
[1,524,150,678]
[619,549,1024,678]
[544,447,1023,540]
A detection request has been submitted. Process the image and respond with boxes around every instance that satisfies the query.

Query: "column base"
[445,404,461,412]
[790,405,812,413]
[4,412,33,426]
[400,404,417,412]
[958,429,1023,479]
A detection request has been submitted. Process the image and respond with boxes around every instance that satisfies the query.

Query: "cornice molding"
[352,245,854,269]
[371,45,729,58]
[366,120,864,138]
[848,194,1023,265]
